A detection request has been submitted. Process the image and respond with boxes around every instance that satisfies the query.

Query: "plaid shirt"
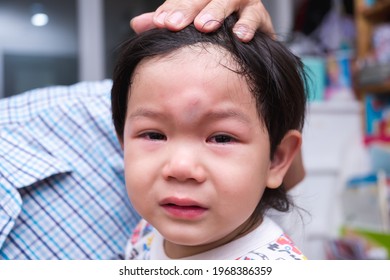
[0,80,140,259]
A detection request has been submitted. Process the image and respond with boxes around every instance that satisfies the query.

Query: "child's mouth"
[160,198,208,219]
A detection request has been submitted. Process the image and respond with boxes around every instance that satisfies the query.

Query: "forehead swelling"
[128,44,264,128]
[131,44,241,86]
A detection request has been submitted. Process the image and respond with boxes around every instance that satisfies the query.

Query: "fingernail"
[167,11,184,25]
[199,13,214,26]
[155,11,167,25]
[233,25,248,40]
[199,14,221,29]
[233,25,254,41]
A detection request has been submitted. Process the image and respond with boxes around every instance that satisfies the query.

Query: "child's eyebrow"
[204,110,251,125]
[128,107,252,124]
[128,108,165,120]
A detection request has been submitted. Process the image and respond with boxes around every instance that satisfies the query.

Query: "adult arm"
[130,0,274,42]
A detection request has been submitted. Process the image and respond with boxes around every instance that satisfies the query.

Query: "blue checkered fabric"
[0,80,140,259]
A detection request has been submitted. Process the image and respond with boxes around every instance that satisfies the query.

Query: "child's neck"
[163,217,263,259]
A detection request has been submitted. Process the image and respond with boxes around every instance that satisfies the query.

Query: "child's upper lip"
[159,197,208,209]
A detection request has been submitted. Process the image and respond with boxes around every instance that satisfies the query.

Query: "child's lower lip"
[161,204,207,219]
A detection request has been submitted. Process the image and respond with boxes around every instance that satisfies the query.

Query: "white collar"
[150,216,283,260]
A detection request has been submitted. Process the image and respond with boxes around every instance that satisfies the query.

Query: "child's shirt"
[125,216,307,260]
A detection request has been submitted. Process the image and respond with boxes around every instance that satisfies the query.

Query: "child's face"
[123,46,276,258]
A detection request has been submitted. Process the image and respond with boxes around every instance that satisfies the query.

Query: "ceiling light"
[31,13,49,27]
[30,3,49,27]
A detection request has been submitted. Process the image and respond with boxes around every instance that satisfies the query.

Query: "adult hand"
[130,0,274,42]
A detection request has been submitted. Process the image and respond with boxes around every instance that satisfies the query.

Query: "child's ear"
[266,130,302,189]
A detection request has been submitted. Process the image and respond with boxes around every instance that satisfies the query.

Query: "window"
[0,0,78,97]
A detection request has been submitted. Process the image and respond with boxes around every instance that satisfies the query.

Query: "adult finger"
[130,0,276,42]
[130,12,156,33]
[232,1,275,42]
[192,0,237,33]
[193,0,275,42]
[153,0,212,31]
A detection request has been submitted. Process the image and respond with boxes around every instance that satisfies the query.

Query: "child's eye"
[140,132,167,141]
[208,134,236,144]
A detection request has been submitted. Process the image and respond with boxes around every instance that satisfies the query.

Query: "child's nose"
[162,146,206,183]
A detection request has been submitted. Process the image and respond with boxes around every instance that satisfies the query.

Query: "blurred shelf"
[362,1,390,22]
[359,82,390,93]
[355,0,390,96]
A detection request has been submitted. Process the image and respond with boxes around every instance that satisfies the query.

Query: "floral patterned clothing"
[125,216,307,260]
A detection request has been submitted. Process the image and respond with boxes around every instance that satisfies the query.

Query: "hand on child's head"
[130,0,274,42]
